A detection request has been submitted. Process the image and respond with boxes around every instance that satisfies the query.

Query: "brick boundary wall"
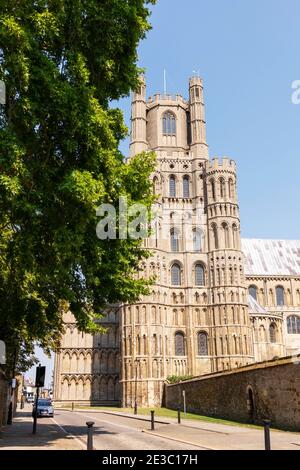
[164,356,300,431]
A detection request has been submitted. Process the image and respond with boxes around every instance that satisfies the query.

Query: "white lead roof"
[242,239,300,276]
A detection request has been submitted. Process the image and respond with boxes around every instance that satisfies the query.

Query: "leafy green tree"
[0,0,156,375]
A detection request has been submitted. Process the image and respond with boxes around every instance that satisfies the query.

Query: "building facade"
[54,77,300,407]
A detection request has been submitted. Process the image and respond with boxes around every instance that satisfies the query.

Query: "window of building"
[171,263,181,286]
[232,224,238,248]
[222,223,229,248]
[183,175,190,198]
[197,332,208,356]
[276,286,284,306]
[170,229,179,252]
[195,87,200,98]
[249,285,257,301]
[175,331,185,356]
[163,112,176,136]
[228,178,234,199]
[169,175,176,197]
[152,176,158,195]
[220,178,226,198]
[210,179,216,201]
[195,264,205,286]
[212,224,218,250]
[269,323,276,343]
[287,315,300,334]
[193,229,201,252]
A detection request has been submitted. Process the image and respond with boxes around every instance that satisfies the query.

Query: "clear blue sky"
[27,0,300,381]
[119,0,300,240]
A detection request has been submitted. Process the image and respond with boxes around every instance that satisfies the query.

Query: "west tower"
[121,76,254,407]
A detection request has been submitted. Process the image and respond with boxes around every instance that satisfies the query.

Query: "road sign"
[35,366,46,388]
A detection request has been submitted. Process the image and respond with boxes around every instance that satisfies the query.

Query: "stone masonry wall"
[165,356,300,431]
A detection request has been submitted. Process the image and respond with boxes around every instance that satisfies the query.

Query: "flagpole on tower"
[163,68,167,95]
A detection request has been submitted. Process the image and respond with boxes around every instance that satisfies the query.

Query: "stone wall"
[165,356,300,431]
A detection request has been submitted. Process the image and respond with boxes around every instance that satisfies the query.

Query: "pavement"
[0,408,83,450]
[0,406,300,450]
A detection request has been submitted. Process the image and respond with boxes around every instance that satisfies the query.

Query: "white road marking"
[50,416,86,450]
[71,411,145,432]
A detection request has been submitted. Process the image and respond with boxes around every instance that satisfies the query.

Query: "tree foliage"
[0,0,156,374]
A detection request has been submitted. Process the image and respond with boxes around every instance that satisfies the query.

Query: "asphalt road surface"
[50,410,203,450]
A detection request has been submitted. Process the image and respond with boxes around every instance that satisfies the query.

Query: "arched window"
[171,263,181,286]
[249,285,257,301]
[193,229,201,252]
[211,224,218,250]
[183,175,190,198]
[287,315,300,334]
[232,224,238,248]
[222,222,229,248]
[210,179,216,201]
[169,175,176,197]
[152,176,159,195]
[175,331,185,356]
[197,332,208,356]
[228,178,234,199]
[219,178,226,198]
[195,264,205,286]
[163,112,176,136]
[170,229,179,252]
[276,286,284,306]
[269,323,276,343]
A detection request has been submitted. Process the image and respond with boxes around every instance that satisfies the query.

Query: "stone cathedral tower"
[54,75,266,408]
[121,76,254,407]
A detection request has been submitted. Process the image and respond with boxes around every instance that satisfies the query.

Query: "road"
[50,410,203,450]
[1,407,300,450]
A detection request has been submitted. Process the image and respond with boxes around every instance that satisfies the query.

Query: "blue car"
[32,399,54,418]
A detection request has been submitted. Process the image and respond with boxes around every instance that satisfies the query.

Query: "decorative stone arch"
[100,376,108,401]
[83,377,91,400]
[210,223,218,250]
[269,322,277,343]
[108,351,116,373]
[170,227,180,252]
[62,352,71,373]
[232,223,239,248]
[221,221,230,248]
[219,176,226,198]
[192,227,202,252]
[259,324,266,342]
[228,177,235,199]
[246,385,255,423]
[107,376,115,400]
[152,174,161,194]
[209,178,216,201]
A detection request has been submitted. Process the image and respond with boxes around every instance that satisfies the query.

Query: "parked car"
[32,399,54,418]
[26,396,34,403]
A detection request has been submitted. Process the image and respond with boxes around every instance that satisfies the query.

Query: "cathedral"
[53,76,300,407]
